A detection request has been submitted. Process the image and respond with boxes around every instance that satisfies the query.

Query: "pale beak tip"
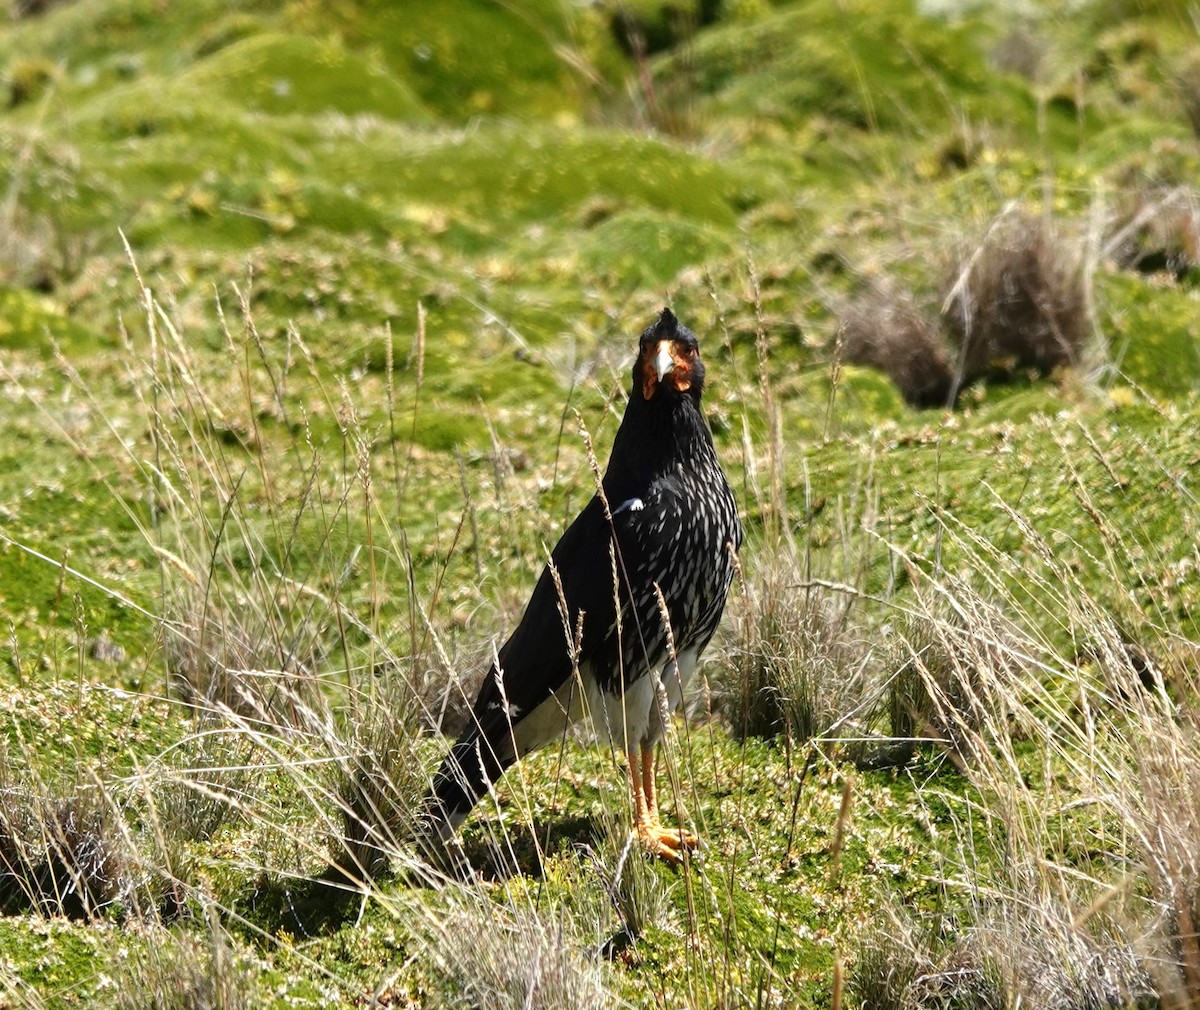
[653,340,674,381]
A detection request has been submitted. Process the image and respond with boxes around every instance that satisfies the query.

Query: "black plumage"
[422,308,742,861]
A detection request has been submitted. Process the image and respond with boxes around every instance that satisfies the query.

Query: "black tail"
[418,725,516,856]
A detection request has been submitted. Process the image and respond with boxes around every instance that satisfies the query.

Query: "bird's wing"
[426,493,639,835]
[460,493,621,746]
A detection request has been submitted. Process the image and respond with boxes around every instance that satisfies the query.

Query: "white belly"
[583,645,701,752]
[510,646,702,759]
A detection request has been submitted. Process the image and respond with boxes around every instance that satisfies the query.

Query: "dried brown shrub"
[943,213,1089,388]
[840,287,955,408]
[1106,185,1199,282]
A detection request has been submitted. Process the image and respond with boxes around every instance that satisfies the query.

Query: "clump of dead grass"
[584,807,672,952]
[0,771,133,919]
[1177,51,1200,140]
[1105,184,1199,282]
[161,579,332,725]
[836,209,1092,407]
[722,548,870,743]
[850,881,1153,1010]
[418,896,616,1010]
[943,211,1090,388]
[146,722,257,845]
[839,286,955,409]
[331,672,432,882]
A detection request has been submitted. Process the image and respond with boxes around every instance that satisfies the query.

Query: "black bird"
[422,309,742,861]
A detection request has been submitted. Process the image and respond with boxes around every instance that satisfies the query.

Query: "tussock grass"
[145,723,256,845]
[0,768,135,919]
[114,913,254,1010]
[1105,184,1199,281]
[417,893,616,1010]
[851,882,1153,1010]
[724,549,870,744]
[834,208,1095,408]
[839,287,955,409]
[111,274,454,885]
[333,673,429,881]
[1177,51,1200,139]
[584,805,673,948]
[943,210,1091,391]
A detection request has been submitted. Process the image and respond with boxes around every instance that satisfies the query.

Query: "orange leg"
[629,745,699,863]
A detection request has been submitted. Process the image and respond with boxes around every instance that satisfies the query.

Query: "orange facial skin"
[641,339,695,400]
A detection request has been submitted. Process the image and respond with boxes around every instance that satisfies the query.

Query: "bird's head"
[635,308,705,403]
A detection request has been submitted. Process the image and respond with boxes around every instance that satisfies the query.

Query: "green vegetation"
[2,0,1200,1006]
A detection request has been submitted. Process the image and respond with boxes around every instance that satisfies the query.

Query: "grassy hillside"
[2,0,1200,1007]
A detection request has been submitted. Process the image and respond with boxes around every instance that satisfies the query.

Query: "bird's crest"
[641,307,683,344]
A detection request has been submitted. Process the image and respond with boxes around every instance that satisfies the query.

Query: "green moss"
[0,0,282,105]
[574,209,735,288]
[296,0,583,120]
[0,917,118,1003]
[311,124,766,227]
[0,287,103,354]
[176,32,430,120]
[0,469,155,667]
[1096,272,1200,398]
[653,0,1039,137]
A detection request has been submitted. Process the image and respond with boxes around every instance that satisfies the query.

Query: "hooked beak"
[653,340,674,381]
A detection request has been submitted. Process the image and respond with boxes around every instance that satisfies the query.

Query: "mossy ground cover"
[3,0,1200,1006]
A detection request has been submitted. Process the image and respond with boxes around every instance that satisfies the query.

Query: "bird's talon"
[636,823,700,862]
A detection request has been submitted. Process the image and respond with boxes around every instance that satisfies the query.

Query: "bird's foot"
[635,821,700,864]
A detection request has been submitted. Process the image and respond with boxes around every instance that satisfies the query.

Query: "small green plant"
[5,56,56,107]
[585,805,672,951]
